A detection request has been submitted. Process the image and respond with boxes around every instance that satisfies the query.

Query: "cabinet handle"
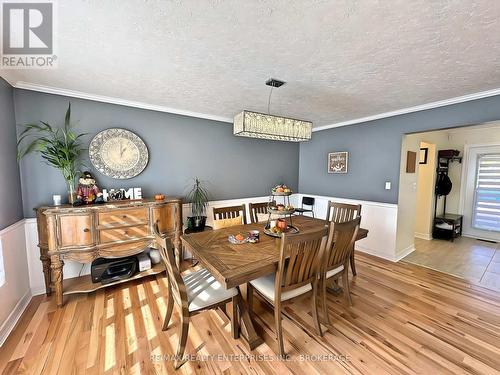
[83,228,90,233]
[122,215,127,219]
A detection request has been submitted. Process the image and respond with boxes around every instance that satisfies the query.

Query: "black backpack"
[435,173,452,196]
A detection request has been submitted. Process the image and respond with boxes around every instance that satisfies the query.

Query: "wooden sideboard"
[35,198,182,307]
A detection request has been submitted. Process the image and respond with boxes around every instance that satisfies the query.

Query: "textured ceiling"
[2,0,500,128]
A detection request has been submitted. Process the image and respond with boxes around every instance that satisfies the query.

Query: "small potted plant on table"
[185,178,209,232]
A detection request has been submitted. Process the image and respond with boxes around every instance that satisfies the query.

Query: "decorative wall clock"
[89,128,149,179]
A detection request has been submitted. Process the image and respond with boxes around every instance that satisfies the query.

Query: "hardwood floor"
[1,252,500,374]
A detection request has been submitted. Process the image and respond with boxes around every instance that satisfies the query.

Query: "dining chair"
[294,196,315,217]
[249,201,275,223]
[213,204,247,227]
[247,227,328,358]
[325,201,362,276]
[320,217,360,325]
[153,223,240,369]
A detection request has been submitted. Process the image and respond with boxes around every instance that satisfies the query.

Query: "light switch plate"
[385,181,391,190]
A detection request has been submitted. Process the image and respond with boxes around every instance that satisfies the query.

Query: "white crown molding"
[313,87,500,132]
[10,81,500,132]
[12,81,234,124]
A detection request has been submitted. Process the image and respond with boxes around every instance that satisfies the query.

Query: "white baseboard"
[395,244,416,262]
[0,290,31,347]
[414,232,432,240]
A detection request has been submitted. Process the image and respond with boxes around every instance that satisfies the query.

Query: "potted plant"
[185,178,209,232]
[17,103,85,204]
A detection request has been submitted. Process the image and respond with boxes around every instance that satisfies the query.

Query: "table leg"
[235,286,263,350]
[326,278,343,296]
[40,247,51,296]
[50,255,64,307]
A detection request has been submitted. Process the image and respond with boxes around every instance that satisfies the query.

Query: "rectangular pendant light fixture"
[233,110,312,142]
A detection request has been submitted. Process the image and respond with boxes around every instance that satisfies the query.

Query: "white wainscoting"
[0,220,31,346]
[294,194,401,261]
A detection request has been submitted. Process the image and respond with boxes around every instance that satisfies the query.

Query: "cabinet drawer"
[98,208,148,227]
[100,225,149,244]
[59,214,94,247]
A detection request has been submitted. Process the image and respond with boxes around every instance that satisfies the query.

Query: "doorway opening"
[398,121,500,292]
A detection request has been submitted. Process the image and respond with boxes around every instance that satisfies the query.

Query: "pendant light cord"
[267,86,274,115]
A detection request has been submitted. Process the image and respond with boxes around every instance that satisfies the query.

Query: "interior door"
[463,145,500,241]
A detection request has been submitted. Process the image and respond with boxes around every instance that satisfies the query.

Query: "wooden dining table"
[181,215,368,350]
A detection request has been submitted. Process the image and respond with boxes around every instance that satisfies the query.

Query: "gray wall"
[14,90,299,217]
[299,95,500,204]
[0,78,23,229]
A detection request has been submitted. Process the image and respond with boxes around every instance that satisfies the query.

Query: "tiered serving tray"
[263,188,299,238]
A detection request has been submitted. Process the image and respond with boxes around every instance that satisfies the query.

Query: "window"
[473,153,500,232]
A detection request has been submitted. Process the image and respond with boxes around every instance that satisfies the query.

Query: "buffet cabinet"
[35,198,182,307]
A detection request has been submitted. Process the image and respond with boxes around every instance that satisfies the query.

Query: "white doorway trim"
[459,142,500,241]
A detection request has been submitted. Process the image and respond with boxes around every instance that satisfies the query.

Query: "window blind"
[473,153,500,232]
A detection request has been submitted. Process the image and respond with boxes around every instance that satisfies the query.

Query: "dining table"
[181,215,368,350]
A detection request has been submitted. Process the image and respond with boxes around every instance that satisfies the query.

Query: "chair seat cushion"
[250,273,312,301]
[183,268,238,312]
[326,265,344,279]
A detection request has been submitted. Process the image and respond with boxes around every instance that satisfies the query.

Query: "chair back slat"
[153,222,187,307]
[277,227,327,293]
[326,201,361,223]
[324,217,360,271]
[213,204,247,224]
[249,201,275,223]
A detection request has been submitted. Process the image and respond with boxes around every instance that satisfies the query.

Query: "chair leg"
[321,276,331,325]
[342,271,353,306]
[311,281,323,336]
[231,296,240,339]
[174,312,190,369]
[163,278,174,331]
[274,303,286,358]
[350,247,357,276]
[247,283,254,319]
[220,304,227,316]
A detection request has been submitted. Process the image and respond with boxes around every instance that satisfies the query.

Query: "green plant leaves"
[16,102,84,185]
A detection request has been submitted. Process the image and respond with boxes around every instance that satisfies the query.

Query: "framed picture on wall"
[419,147,428,164]
[328,151,348,173]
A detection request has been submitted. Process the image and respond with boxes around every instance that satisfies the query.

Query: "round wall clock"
[89,128,149,179]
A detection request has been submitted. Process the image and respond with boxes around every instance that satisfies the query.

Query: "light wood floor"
[404,237,500,292]
[2,252,500,374]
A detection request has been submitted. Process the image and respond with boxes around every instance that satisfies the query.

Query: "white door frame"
[459,142,500,241]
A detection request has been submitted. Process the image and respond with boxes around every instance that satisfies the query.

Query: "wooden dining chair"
[247,227,328,358]
[213,204,247,225]
[249,201,274,223]
[325,201,362,276]
[320,217,360,324]
[153,223,240,369]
